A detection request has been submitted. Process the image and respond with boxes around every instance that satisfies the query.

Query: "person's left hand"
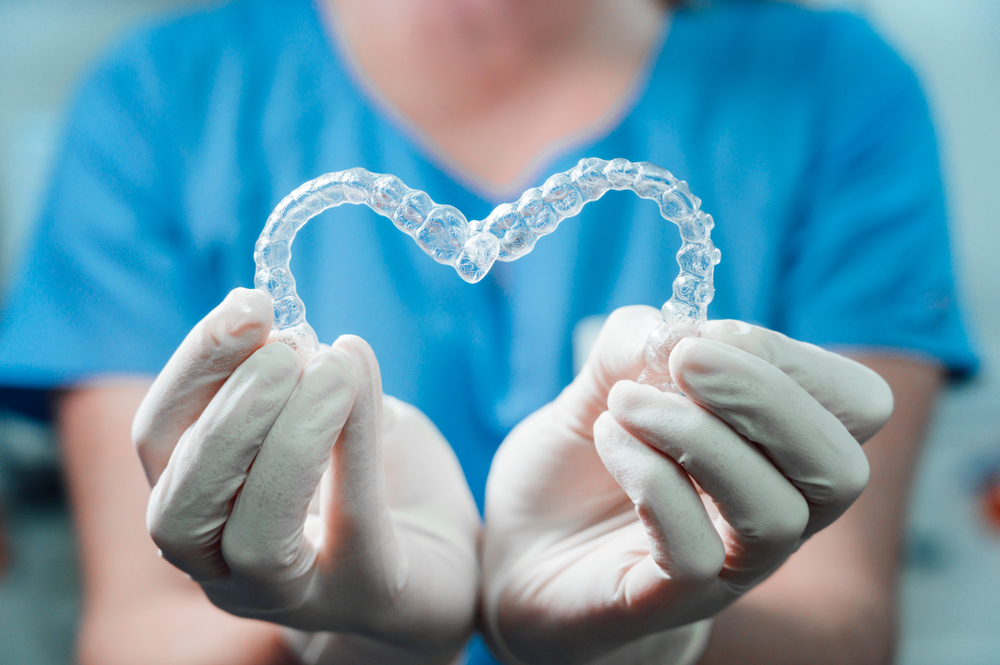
[482,306,893,665]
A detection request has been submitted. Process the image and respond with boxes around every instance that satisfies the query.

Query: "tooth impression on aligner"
[254,158,721,392]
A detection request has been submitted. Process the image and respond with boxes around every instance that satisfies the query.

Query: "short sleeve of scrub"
[0,25,233,400]
[773,13,975,374]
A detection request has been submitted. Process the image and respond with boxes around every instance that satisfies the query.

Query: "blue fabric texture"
[0,1,979,661]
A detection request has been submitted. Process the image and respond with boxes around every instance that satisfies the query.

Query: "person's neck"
[323,0,668,189]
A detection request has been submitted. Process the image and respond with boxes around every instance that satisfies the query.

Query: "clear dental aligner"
[254,158,720,392]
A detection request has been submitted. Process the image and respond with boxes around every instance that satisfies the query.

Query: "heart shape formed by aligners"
[254,157,720,391]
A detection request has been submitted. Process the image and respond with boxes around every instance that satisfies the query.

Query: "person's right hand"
[131,288,480,663]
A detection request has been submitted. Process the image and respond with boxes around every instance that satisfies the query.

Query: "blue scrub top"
[0,1,978,661]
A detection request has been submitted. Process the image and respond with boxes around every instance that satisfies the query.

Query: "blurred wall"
[836,0,1000,665]
[0,4,215,662]
[0,0,213,290]
[844,3,1000,663]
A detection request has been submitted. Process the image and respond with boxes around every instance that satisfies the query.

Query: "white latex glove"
[482,306,893,665]
[132,288,480,662]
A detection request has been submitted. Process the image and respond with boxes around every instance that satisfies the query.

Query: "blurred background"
[0,0,997,663]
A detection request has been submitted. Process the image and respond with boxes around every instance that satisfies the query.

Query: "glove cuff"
[675,618,714,665]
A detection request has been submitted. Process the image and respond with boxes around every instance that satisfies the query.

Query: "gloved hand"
[132,288,480,662]
[482,306,893,665]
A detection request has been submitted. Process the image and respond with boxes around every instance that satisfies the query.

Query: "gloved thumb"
[134,288,273,485]
[555,305,662,434]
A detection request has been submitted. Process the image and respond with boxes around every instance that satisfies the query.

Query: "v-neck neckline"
[310,0,677,205]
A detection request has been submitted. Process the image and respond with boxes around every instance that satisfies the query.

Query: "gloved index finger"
[670,336,871,536]
[701,320,894,443]
[132,288,273,485]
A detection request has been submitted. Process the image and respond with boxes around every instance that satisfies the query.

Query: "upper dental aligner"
[254,157,721,392]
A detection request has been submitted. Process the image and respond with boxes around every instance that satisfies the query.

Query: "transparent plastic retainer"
[254,157,720,392]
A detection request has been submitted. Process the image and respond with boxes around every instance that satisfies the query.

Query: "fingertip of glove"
[592,409,622,447]
[584,306,661,387]
[854,367,895,436]
[227,285,272,307]
[606,381,693,447]
[331,334,376,366]
[602,306,662,352]
[208,288,273,350]
[605,304,661,329]
[875,375,895,423]
[703,319,754,338]
[222,287,272,319]
[306,344,355,372]
[701,319,788,366]
[331,334,384,404]
[607,378,666,414]
[668,336,767,399]
[253,337,303,374]
[669,336,735,374]
[302,346,359,398]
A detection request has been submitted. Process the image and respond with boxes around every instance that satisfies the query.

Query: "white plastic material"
[254,158,720,391]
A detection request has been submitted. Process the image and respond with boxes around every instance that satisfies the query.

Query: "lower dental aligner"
[254,157,720,392]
